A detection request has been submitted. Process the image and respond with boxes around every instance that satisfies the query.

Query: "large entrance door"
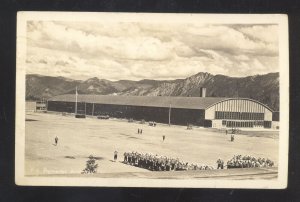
[225,121,254,128]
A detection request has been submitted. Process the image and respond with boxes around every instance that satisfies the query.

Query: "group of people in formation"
[121,152,274,171]
[123,151,214,171]
[226,155,274,169]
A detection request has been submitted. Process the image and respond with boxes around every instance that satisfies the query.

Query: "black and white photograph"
[15,12,289,188]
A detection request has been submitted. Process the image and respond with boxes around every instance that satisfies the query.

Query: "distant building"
[36,100,47,111]
[47,93,275,129]
[26,99,47,113]
[26,101,37,112]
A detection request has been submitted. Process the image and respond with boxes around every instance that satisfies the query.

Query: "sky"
[26,21,279,81]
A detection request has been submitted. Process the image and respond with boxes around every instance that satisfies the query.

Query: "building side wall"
[47,98,273,128]
[47,101,75,113]
[272,111,280,121]
[211,120,223,129]
[264,110,273,121]
[47,101,205,126]
[272,121,280,130]
[205,106,215,120]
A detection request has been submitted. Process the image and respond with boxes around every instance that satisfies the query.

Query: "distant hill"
[26,72,279,110]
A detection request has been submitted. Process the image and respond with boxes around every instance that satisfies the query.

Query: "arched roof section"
[205,98,273,112]
[48,94,226,109]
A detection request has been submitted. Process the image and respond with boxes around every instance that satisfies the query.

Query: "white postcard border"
[15,12,289,188]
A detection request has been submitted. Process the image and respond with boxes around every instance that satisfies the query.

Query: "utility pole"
[92,102,94,116]
[75,86,78,115]
[236,79,239,98]
[92,94,95,117]
[168,103,171,126]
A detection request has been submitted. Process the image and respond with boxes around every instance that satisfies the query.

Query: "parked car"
[97,115,109,119]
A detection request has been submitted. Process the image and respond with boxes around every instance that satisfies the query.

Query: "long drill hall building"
[47,93,274,129]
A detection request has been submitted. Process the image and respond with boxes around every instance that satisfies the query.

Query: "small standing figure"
[141,129,143,134]
[162,135,165,142]
[231,134,235,142]
[114,150,118,162]
[217,159,224,169]
[54,136,58,146]
[138,128,140,134]
[225,130,228,135]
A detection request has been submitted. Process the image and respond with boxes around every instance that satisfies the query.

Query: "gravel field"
[25,113,279,179]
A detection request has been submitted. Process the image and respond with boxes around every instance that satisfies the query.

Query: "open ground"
[25,113,279,179]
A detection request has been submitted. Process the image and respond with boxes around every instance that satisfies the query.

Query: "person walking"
[114,150,118,162]
[54,136,58,146]
[162,135,165,142]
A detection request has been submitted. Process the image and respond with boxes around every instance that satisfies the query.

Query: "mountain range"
[26,72,279,111]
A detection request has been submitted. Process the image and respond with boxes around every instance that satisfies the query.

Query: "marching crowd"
[122,152,274,171]
[226,154,274,169]
[123,151,214,171]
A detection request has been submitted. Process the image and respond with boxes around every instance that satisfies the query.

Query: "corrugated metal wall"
[47,101,205,126]
[47,98,273,128]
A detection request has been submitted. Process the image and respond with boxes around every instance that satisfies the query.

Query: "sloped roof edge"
[48,94,273,111]
[48,94,228,109]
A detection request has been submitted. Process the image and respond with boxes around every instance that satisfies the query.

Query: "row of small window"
[223,120,264,128]
[215,111,264,120]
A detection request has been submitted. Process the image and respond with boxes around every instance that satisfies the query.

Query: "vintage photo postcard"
[16,12,289,188]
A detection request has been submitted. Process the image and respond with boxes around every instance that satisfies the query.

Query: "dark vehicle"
[75,114,86,118]
[97,115,110,119]
[149,121,156,126]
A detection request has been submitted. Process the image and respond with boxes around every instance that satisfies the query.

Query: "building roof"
[48,94,228,110]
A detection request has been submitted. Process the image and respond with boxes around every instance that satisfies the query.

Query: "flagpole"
[75,86,78,115]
